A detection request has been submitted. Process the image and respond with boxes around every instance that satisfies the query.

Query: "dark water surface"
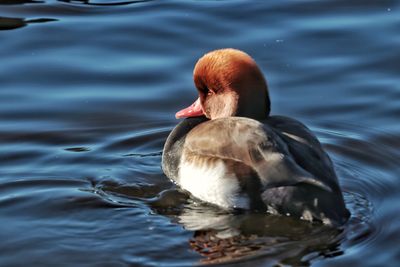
[1,0,399,266]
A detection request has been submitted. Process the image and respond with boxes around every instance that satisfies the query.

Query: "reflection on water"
[0,16,56,30]
[178,206,345,266]
[1,0,399,266]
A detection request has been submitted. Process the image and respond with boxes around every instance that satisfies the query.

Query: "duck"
[162,48,350,226]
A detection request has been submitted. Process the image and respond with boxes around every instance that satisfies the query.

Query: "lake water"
[1,0,399,266]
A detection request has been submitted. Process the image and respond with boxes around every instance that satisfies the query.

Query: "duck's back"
[263,116,349,224]
[162,116,349,225]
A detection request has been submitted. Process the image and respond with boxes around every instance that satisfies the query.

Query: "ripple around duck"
[312,121,400,262]
[82,123,379,266]
[0,116,389,266]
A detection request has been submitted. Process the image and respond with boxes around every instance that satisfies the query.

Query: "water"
[1,0,399,266]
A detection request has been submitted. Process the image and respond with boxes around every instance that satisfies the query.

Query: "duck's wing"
[265,115,341,192]
[264,116,349,224]
[182,117,334,192]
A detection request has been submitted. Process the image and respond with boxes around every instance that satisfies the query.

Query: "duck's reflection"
[153,191,345,265]
[0,16,56,31]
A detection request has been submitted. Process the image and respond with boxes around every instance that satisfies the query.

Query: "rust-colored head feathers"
[176,48,270,120]
[195,49,270,119]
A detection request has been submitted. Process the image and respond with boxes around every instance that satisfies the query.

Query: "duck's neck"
[235,90,270,120]
[207,90,270,120]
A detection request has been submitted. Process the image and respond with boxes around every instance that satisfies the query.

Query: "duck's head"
[176,48,270,120]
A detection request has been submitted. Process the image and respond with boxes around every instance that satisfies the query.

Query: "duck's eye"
[200,86,211,96]
[202,87,214,96]
[198,85,214,97]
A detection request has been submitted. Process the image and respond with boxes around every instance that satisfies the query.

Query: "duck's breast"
[178,155,250,209]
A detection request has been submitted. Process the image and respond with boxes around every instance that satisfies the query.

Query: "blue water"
[1,0,399,266]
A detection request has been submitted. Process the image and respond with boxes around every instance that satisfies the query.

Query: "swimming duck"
[162,48,349,226]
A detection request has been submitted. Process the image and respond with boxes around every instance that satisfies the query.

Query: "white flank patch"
[179,157,249,209]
